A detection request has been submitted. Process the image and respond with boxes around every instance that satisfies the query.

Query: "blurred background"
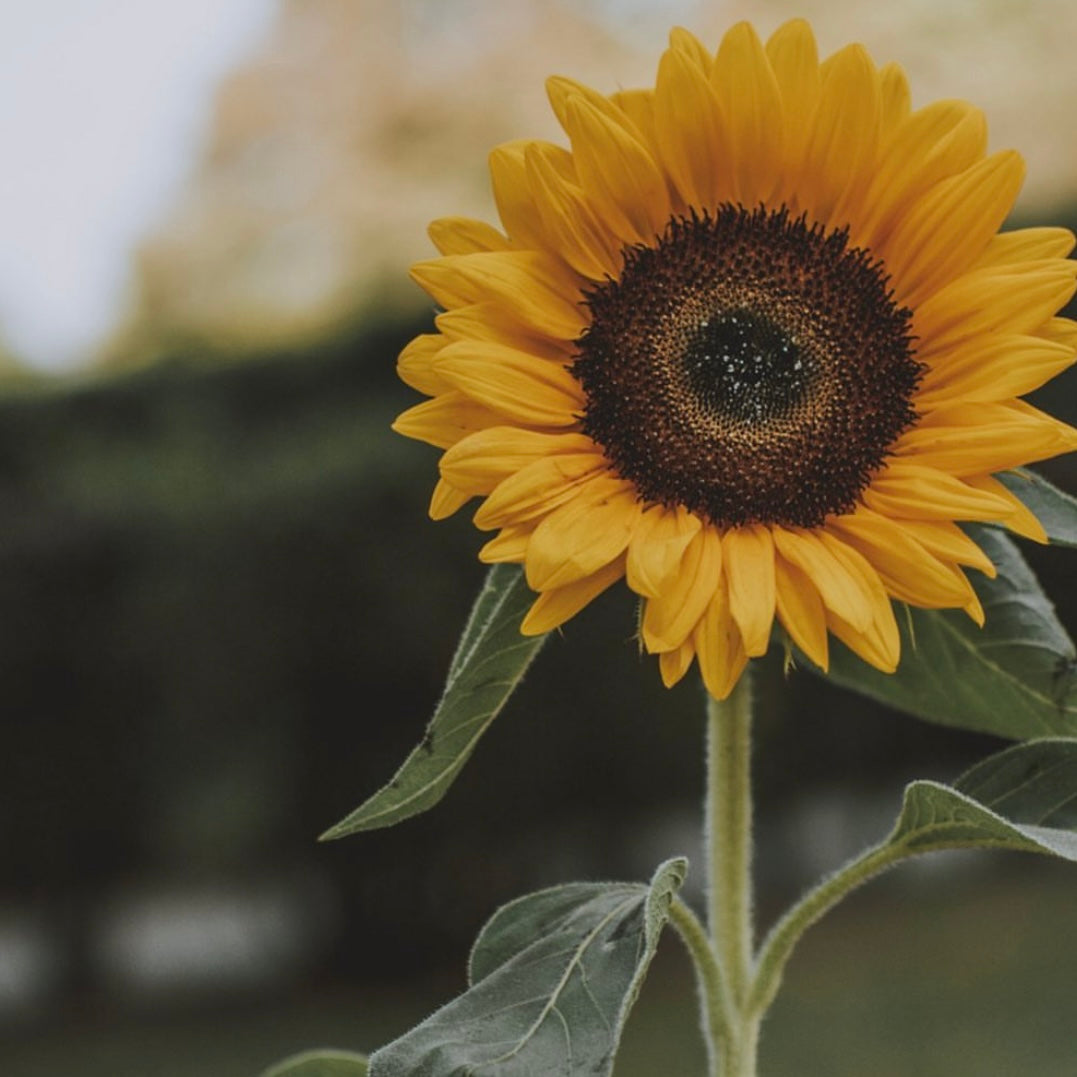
[1,1,1076,1074]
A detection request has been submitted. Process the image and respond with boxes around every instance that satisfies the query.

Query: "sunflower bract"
[394,18,1077,699]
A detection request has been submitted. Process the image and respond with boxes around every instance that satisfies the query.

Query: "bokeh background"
[2,2,1076,1075]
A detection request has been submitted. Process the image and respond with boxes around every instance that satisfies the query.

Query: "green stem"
[707,673,755,1010]
[669,897,732,1075]
[747,840,904,1017]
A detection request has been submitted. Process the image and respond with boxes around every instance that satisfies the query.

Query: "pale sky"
[0,0,277,369]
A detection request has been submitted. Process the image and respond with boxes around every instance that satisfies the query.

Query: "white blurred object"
[93,873,334,998]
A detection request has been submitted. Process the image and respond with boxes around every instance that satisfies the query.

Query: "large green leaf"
[821,529,1077,739]
[893,737,1077,856]
[751,738,1077,1014]
[322,565,544,838]
[997,468,1077,548]
[261,1050,369,1077]
[369,858,687,1077]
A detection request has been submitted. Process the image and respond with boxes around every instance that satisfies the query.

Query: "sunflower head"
[394,19,1077,699]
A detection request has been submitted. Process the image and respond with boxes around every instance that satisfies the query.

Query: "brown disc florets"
[574,205,922,528]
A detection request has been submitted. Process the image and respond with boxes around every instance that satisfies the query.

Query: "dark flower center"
[574,205,922,529]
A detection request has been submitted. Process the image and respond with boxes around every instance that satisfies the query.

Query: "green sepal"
[260,1049,369,1077]
[368,858,688,1077]
[996,467,1077,547]
[821,528,1077,739]
[321,565,544,838]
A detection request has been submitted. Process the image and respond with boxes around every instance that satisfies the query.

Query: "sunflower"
[394,19,1077,699]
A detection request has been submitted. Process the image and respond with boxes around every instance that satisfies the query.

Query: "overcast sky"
[0,0,277,369]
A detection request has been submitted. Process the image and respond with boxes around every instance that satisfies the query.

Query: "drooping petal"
[774,553,829,671]
[525,477,642,590]
[694,575,749,701]
[771,528,874,632]
[641,527,722,653]
[473,451,608,530]
[723,525,776,657]
[625,505,703,598]
[521,555,626,635]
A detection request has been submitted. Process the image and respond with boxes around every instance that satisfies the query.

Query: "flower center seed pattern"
[575,205,923,529]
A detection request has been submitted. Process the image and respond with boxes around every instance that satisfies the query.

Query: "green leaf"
[369,858,688,1077]
[997,468,1077,548]
[260,1049,369,1077]
[893,737,1077,857]
[821,529,1077,739]
[751,738,1077,1015]
[321,565,544,838]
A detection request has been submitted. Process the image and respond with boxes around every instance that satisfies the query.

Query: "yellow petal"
[694,575,749,701]
[397,333,451,395]
[851,100,987,251]
[965,474,1047,544]
[895,519,997,577]
[771,528,873,632]
[641,527,723,652]
[774,553,829,671]
[825,600,900,674]
[653,44,728,209]
[882,151,1026,307]
[434,340,582,427]
[862,461,1023,521]
[520,556,625,635]
[894,401,1077,475]
[428,217,510,256]
[429,478,471,521]
[659,638,698,688]
[488,140,550,250]
[711,21,783,205]
[878,61,911,138]
[474,452,608,530]
[524,142,622,280]
[625,504,703,598]
[765,18,820,196]
[392,392,503,450]
[561,94,671,246]
[803,43,880,226]
[478,525,531,564]
[831,509,976,610]
[917,333,1075,407]
[525,477,641,590]
[669,26,714,73]
[436,303,570,361]
[974,226,1076,269]
[723,525,776,657]
[1038,317,1077,351]
[914,261,1077,354]
[546,75,646,143]
[411,251,586,340]
[609,88,660,161]
[439,428,594,495]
